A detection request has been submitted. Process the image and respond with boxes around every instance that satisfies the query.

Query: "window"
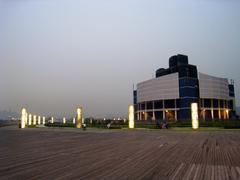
[140,103,145,110]
[213,99,218,108]
[154,111,163,120]
[204,99,211,108]
[165,100,175,109]
[154,100,163,109]
[220,100,224,108]
[146,101,153,110]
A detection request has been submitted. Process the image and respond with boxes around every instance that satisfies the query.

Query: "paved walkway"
[1,126,240,180]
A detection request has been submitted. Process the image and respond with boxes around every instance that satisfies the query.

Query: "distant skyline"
[0,0,240,118]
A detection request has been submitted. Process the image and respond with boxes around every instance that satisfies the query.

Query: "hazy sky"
[0,0,240,118]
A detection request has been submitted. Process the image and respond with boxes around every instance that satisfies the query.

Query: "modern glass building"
[133,54,236,121]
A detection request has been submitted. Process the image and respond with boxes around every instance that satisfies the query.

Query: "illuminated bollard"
[63,117,66,124]
[38,116,41,125]
[128,105,134,129]
[226,109,229,119]
[191,103,199,130]
[28,114,32,126]
[21,108,27,128]
[76,107,83,128]
[33,115,37,125]
[43,116,46,125]
[51,117,54,124]
[73,118,76,124]
[25,112,28,125]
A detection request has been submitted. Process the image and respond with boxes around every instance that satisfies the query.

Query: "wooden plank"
[0,126,240,179]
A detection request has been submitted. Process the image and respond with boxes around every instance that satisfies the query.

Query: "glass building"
[133,54,236,121]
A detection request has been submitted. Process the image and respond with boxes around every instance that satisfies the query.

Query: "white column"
[203,99,206,121]
[153,101,156,121]
[174,99,177,121]
[38,116,41,125]
[128,105,134,129]
[211,99,214,120]
[203,110,206,121]
[77,107,83,128]
[163,100,166,120]
[51,117,54,124]
[21,108,27,129]
[218,100,221,120]
[28,114,32,126]
[33,115,37,125]
[43,116,46,125]
[191,103,199,130]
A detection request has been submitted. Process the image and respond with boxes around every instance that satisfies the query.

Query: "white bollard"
[43,116,46,125]
[25,112,28,125]
[33,115,37,125]
[21,108,27,129]
[28,114,32,126]
[51,117,54,124]
[128,105,134,129]
[76,107,83,128]
[191,103,199,130]
[38,116,41,125]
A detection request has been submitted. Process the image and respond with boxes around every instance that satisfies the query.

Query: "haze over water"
[0,0,240,118]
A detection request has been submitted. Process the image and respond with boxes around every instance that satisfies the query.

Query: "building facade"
[134,54,236,121]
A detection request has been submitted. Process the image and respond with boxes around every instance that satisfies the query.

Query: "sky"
[0,0,240,118]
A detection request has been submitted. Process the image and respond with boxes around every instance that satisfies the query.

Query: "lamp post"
[38,116,41,125]
[43,116,46,125]
[76,107,82,128]
[28,114,32,126]
[191,103,199,130]
[21,108,27,129]
[51,117,54,124]
[33,115,37,125]
[25,112,28,125]
[128,105,134,129]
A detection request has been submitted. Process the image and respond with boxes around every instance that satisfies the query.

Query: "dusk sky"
[0,0,239,118]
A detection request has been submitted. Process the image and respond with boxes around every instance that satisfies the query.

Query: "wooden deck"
[1,126,240,180]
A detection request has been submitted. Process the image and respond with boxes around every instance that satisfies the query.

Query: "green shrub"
[45,122,75,128]
[170,120,240,129]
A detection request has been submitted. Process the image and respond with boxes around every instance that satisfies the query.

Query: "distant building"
[133,54,236,121]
